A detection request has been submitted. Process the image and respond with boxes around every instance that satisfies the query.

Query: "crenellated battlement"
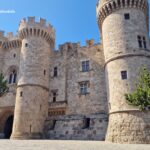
[96,0,148,26]
[0,31,21,50]
[0,31,8,42]
[0,31,19,40]
[58,42,80,51]
[57,39,98,52]
[0,30,5,38]
[19,17,55,32]
[18,17,55,47]
[6,32,19,40]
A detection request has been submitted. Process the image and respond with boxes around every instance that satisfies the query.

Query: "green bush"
[0,73,9,97]
[125,67,150,111]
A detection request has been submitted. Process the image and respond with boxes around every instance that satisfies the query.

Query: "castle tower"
[11,17,55,139]
[97,0,150,144]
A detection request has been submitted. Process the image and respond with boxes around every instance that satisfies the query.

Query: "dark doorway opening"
[4,115,14,139]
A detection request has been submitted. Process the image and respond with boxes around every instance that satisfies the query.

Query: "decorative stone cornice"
[17,84,49,91]
[18,17,55,48]
[2,39,22,50]
[19,27,55,47]
[96,0,148,26]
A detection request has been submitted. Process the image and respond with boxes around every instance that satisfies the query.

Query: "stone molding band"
[97,0,148,25]
[109,109,149,115]
[104,52,150,68]
[17,84,49,91]
[19,28,55,47]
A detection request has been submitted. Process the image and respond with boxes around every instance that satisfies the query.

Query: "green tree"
[125,67,150,111]
[0,73,9,97]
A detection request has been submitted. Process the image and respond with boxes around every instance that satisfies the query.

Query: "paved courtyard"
[0,140,149,150]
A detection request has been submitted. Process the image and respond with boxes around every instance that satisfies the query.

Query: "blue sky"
[0,0,150,49]
[0,0,100,48]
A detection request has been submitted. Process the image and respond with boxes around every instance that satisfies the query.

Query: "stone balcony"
[48,101,67,117]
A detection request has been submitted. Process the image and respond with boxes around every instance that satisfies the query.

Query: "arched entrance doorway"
[4,115,14,139]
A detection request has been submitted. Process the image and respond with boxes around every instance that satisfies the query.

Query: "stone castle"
[0,0,150,144]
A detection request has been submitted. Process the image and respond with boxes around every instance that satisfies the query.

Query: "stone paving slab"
[0,140,150,150]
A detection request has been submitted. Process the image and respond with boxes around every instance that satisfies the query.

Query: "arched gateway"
[4,115,14,139]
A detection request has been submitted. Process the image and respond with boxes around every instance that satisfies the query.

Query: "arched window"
[9,70,17,84]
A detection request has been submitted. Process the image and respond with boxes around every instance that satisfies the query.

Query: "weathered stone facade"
[0,0,149,143]
[0,17,108,140]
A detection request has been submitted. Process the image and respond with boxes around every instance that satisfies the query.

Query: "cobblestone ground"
[0,140,150,150]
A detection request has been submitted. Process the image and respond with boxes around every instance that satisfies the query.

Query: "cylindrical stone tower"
[11,17,55,139]
[97,0,150,144]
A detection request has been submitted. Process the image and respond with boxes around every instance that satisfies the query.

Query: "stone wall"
[46,41,108,140]
[45,113,108,140]
[12,86,48,139]
[106,111,150,144]
[66,43,107,115]
[102,9,149,61]
[0,35,108,140]
[106,56,150,113]
[49,42,107,116]
[0,35,20,137]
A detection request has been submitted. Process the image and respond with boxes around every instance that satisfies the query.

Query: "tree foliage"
[125,67,150,111]
[0,73,8,97]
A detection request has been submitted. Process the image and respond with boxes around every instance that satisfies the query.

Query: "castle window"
[53,92,57,102]
[121,71,127,80]
[51,90,58,102]
[9,74,12,84]
[79,81,89,95]
[13,72,17,83]
[20,91,23,97]
[143,37,147,49]
[82,60,90,72]
[25,43,28,47]
[44,70,46,76]
[13,54,16,58]
[137,36,147,49]
[83,118,90,129]
[9,70,17,84]
[117,0,121,6]
[124,13,130,20]
[30,125,32,133]
[137,36,142,48]
[54,67,58,77]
